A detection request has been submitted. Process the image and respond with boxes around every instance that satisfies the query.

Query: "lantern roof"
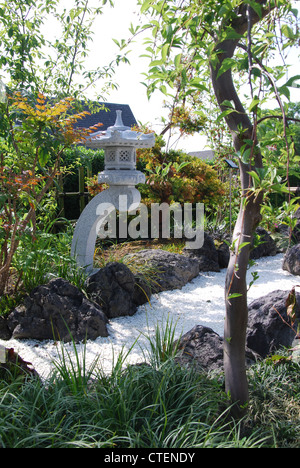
[85,110,155,149]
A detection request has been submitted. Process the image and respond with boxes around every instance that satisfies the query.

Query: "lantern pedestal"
[71,185,141,273]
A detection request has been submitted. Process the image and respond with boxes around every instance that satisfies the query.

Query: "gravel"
[0,253,299,379]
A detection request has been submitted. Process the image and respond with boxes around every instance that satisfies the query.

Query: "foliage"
[246,352,300,447]
[138,148,226,207]
[0,90,101,296]
[0,321,299,447]
[257,103,300,208]
[136,128,226,206]
[58,146,105,219]
[62,146,105,180]
[0,0,120,99]
[12,224,88,294]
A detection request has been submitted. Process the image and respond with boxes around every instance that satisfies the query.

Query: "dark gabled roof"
[73,102,138,131]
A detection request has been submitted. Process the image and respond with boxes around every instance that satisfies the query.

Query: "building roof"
[188,150,215,161]
[73,102,138,131]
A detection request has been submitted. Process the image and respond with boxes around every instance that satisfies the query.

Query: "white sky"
[84,0,194,149]
[50,0,300,153]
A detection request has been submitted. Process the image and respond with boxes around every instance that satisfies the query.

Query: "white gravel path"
[1,253,299,379]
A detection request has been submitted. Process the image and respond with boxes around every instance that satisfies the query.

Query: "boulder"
[212,234,231,269]
[291,223,300,244]
[85,262,149,318]
[124,249,200,293]
[0,316,11,340]
[174,289,300,373]
[5,278,108,342]
[175,325,224,372]
[250,227,277,260]
[282,244,300,275]
[246,289,300,358]
[216,240,230,269]
[175,325,258,373]
[183,232,220,272]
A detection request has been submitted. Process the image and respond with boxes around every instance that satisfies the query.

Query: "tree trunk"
[209,2,272,418]
[223,192,263,417]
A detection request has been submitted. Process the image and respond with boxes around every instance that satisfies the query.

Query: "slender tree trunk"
[223,191,263,416]
[209,1,272,417]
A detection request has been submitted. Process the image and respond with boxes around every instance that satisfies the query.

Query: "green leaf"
[149,59,164,67]
[38,147,50,166]
[278,85,290,100]
[0,193,7,208]
[181,69,188,86]
[218,4,229,17]
[217,58,236,78]
[256,167,268,181]
[161,43,169,62]
[284,75,300,88]
[249,1,262,18]
[223,28,243,40]
[238,242,250,252]
[227,293,243,300]
[248,97,260,113]
[140,0,153,14]
[166,24,173,44]
[174,53,182,69]
[221,99,234,109]
[248,170,261,184]
[281,24,294,39]
[216,108,236,122]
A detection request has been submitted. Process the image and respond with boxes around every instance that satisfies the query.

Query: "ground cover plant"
[0,323,299,448]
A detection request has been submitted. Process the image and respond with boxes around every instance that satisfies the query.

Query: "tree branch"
[257,115,300,125]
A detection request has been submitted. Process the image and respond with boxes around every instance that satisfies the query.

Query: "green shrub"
[12,223,88,295]
[137,144,226,207]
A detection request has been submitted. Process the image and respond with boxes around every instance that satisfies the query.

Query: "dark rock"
[183,232,220,272]
[175,325,258,373]
[250,227,277,260]
[246,289,300,358]
[0,316,11,340]
[132,275,153,306]
[175,325,224,372]
[291,223,300,244]
[124,249,200,293]
[282,244,300,275]
[215,238,230,269]
[5,278,108,342]
[174,290,300,374]
[85,262,142,318]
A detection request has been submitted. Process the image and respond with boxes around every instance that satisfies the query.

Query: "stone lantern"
[71,110,155,273]
[86,109,154,187]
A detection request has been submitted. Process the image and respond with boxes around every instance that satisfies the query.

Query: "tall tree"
[134,0,299,417]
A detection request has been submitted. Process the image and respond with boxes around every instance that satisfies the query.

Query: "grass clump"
[246,353,300,447]
[0,323,299,448]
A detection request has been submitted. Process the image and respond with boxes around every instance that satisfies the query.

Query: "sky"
[84,0,193,148]
[53,0,300,154]
[75,0,212,152]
